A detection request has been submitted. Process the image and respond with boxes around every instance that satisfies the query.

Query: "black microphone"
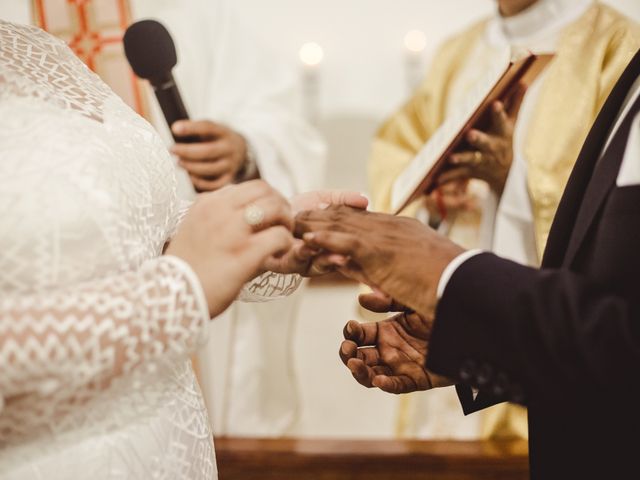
[123,19,198,143]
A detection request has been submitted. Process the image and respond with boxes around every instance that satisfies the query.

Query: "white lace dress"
[0,20,300,479]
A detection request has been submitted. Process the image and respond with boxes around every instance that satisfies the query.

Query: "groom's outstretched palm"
[340,295,451,394]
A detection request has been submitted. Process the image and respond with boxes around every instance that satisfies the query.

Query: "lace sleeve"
[0,256,209,405]
[238,272,303,302]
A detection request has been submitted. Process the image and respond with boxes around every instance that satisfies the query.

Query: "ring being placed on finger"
[473,150,482,165]
[244,203,265,227]
[310,262,331,275]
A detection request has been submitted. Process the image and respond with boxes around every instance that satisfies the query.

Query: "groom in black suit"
[295,49,640,480]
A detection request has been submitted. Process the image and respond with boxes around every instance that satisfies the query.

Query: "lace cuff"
[238,272,302,302]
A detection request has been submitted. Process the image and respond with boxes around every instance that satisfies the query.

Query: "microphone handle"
[153,73,199,143]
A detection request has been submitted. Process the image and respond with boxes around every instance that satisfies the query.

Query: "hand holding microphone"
[170,120,255,192]
[124,20,255,192]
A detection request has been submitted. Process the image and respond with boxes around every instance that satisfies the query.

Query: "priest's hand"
[441,83,527,195]
[340,292,451,393]
[264,191,369,276]
[295,206,464,317]
[423,179,474,225]
[171,120,253,192]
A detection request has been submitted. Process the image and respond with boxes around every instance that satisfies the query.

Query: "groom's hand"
[340,293,452,394]
[295,206,464,317]
[263,191,368,276]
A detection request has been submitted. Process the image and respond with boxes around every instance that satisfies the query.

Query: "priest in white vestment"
[133,0,327,437]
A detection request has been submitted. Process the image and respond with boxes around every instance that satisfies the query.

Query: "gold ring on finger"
[473,151,482,165]
[311,262,330,275]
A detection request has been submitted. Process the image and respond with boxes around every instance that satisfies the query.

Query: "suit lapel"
[542,49,640,268]
[562,116,634,266]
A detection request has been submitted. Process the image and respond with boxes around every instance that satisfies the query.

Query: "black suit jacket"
[427,49,640,480]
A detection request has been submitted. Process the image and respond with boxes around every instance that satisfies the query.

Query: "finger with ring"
[309,255,335,275]
[244,204,265,227]
[243,196,294,231]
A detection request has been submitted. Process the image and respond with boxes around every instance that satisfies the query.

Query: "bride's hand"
[289,190,368,215]
[166,180,294,317]
[263,190,369,276]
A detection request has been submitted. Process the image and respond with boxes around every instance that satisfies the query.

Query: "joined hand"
[294,206,464,317]
[264,191,368,276]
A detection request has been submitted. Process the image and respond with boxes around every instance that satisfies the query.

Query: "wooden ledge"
[215,437,529,480]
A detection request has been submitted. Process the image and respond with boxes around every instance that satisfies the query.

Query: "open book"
[390,52,554,214]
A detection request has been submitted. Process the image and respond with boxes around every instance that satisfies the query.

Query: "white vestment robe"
[131,0,327,438]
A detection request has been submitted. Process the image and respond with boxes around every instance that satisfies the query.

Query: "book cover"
[391,52,554,214]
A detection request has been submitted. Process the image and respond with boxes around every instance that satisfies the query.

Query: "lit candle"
[404,29,427,92]
[299,42,324,124]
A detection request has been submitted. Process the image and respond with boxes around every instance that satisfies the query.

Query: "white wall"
[237,0,492,118]
[238,0,640,117]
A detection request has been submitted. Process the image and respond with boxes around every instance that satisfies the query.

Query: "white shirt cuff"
[472,388,480,401]
[436,249,484,300]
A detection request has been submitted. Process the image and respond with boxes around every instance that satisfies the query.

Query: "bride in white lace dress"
[0,19,358,479]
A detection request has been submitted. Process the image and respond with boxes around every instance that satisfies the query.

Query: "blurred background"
[2,0,640,445]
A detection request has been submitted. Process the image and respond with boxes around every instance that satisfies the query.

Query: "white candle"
[404,30,427,92]
[299,42,324,124]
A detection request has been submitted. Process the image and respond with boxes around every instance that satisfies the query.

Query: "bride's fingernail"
[318,202,330,210]
[172,121,184,134]
[303,233,315,241]
[333,256,348,266]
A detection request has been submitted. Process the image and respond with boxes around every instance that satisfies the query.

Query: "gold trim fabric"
[525,4,640,258]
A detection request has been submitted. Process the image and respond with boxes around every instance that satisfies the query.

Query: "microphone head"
[123,19,177,82]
